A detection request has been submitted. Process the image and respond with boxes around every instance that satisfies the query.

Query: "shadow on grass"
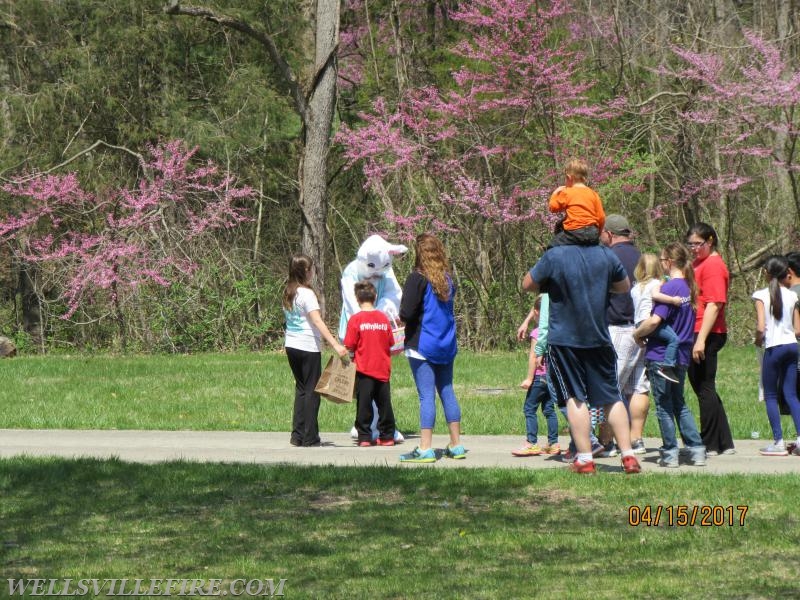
[1,458,799,598]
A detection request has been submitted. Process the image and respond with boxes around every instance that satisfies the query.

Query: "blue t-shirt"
[530,245,627,348]
[607,241,639,325]
[645,278,696,366]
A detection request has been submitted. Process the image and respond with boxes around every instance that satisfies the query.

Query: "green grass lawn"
[0,345,782,439]
[1,347,797,598]
[1,459,799,599]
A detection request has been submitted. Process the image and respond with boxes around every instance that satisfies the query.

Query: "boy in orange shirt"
[548,158,605,247]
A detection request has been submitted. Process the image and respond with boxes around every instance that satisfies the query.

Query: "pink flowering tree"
[663,31,800,257]
[336,0,644,345]
[0,140,253,348]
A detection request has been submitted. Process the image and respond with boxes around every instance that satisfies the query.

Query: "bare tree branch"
[634,91,691,108]
[4,140,146,183]
[163,1,307,119]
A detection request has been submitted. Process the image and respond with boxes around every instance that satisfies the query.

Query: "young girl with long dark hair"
[283,254,347,447]
[753,255,800,456]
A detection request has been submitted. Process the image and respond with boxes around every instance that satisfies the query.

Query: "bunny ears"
[356,234,408,260]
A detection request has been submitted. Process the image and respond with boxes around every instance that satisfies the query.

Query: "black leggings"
[687,332,734,453]
[286,347,322,446]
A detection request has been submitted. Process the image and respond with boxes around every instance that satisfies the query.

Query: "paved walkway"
[2,429,800,474]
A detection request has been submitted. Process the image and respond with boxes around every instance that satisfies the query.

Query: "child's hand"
[333,342,349,358]
[520,378,533,390]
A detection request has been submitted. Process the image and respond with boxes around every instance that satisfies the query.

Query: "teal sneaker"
[444,445,467,459]
[399,447,436,463]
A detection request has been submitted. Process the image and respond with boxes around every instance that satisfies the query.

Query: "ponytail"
[763,255,789,321]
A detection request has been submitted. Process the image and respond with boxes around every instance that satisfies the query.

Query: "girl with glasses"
[685,223,735,456]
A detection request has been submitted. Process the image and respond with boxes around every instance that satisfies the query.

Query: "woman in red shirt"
[686,223,735,456]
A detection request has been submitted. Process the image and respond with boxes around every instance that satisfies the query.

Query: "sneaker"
[399,447,436,463]
[393,430,405,443]
[358,440,375,447]
[690,456,706,467]
[591,442,605,458]
[658,458,679,468]
[622,455,641,474]
[512,443,543,457]
[721,448,736,455]
[791,443,800,456]
[569,459,596,474]
[545,443,561,455]
[290,438,302,447]
[760,442,788,456]
[656,365,680,383]
[350,426,359,440]
[444,445,467,459]
[376,438,395,447]
[600,443,619,458]
[705,450,719,457]
[563,449,575,463]
[631,439,646,455]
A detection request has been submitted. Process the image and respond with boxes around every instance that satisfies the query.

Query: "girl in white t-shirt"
[632,253,690,383]
[753,255,800,456]
[283,254,348,447]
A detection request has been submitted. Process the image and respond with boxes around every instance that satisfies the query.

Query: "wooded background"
[1,0,798,353]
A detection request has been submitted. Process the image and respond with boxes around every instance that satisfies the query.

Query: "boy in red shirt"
[548,158,605,247]
[344,281,397,446]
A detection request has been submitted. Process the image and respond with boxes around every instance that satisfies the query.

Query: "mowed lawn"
[0,346,774,438]
[1,347,799,598]
[1,459,799,599]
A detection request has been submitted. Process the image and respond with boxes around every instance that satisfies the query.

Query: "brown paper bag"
[314,356,356,403]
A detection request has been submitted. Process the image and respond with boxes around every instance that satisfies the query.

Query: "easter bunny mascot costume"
[339,235,407,442]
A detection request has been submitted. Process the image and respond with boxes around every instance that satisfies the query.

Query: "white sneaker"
[349,426,358,440]
[760,442,788,456]
[393,430,405,443]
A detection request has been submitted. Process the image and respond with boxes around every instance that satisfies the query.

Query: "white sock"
[621,449,635,458]
[577,452,593,464]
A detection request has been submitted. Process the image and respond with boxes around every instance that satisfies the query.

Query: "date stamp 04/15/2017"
[627,505,749,527]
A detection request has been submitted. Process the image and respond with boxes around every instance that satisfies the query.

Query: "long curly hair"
[414,233,451,301]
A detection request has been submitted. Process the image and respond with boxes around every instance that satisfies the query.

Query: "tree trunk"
[164,0,341,312]
[298,0,340,314]
[18,258,44,350]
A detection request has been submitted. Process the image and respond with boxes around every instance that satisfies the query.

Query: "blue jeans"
[408,358,461,429]
[654,323,680,367]
[523,374,558,445]
[646,361,704,462]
